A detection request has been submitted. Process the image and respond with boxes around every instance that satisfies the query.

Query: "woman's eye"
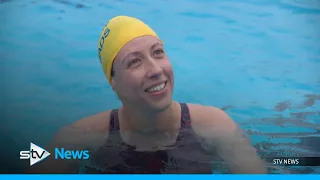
[154,49,164,56]
[128,59,140,67]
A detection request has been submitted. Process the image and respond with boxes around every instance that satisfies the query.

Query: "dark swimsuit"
[82,103,214,174]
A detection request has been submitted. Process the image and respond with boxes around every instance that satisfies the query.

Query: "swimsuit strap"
[109,109,120,130]
[109,103,191,131]
[179,103,191,128]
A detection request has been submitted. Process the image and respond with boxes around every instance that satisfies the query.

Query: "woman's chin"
[144,95,173,112]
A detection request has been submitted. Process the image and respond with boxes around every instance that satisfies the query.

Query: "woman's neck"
[120,101,180,134]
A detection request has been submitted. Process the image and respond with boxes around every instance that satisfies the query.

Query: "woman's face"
[111,35,174,111]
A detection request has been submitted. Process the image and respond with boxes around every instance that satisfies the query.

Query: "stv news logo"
[20,142,51,166]
[20,142,90,166]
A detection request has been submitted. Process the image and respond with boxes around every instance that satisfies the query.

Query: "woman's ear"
[111,78,116,91]
[111,78,121,101]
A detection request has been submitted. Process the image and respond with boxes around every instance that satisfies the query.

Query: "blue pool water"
[1,0,319,174]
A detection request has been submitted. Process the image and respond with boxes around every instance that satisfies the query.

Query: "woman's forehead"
[116,36,163,59]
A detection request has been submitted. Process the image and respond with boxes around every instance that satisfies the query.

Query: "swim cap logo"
[98,27,110,63]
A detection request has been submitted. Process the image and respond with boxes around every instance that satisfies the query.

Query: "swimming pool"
[1,0,319,173]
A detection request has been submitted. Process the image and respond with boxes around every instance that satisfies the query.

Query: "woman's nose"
[145,59,163,79]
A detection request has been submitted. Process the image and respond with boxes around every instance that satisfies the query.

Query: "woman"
[28,16,266,174]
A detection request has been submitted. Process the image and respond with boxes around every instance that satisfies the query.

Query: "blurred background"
[1,0,319,174]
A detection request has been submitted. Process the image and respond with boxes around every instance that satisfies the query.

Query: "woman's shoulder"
[71,110,113,132]
[184,103,236,130]
[185,103,227,119]
[52,110,114,150]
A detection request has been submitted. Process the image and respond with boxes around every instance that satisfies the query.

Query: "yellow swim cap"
[98,16,159,83]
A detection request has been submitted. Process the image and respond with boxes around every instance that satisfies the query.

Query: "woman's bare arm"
[189,104,267,174]
[25,111,111,174]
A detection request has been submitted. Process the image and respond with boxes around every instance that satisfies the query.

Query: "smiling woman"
[26,16,267,174]
[110,35,173,112]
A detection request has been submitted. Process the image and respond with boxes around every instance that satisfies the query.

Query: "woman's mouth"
[145,82,166,93]
[144,81,168,96]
